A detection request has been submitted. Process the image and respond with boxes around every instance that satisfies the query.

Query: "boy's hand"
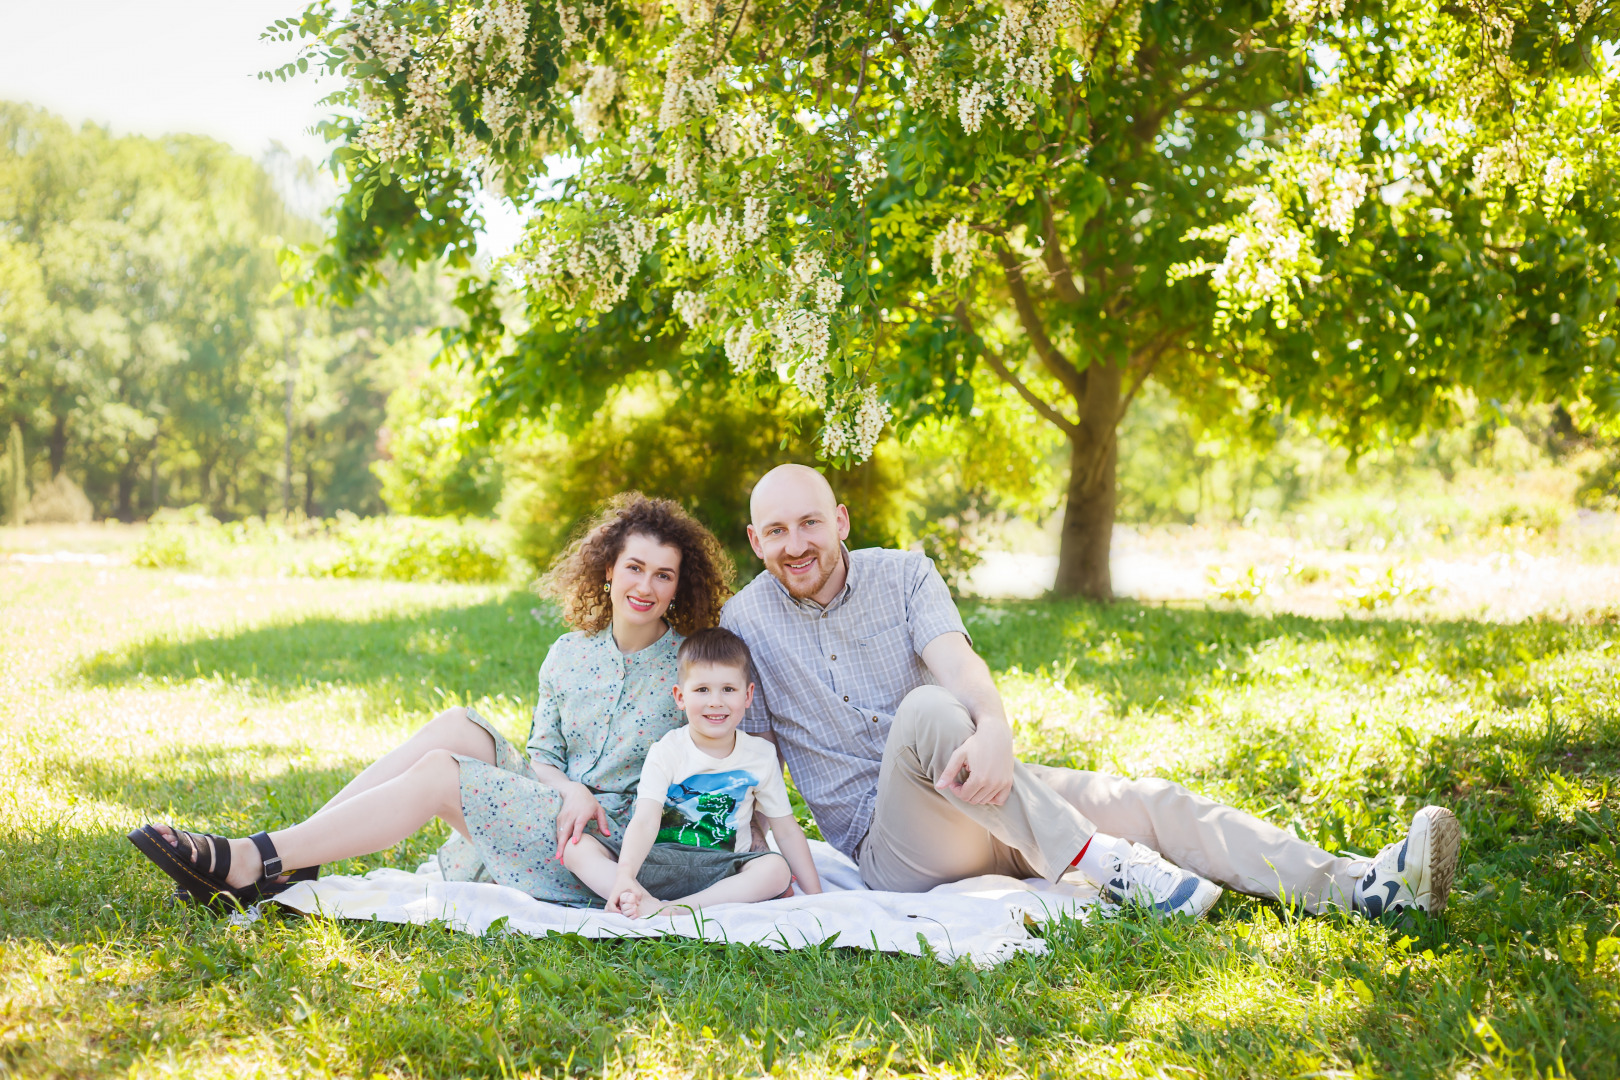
[606,877,654,917]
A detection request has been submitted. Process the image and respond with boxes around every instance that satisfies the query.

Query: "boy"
[562,627,823,917]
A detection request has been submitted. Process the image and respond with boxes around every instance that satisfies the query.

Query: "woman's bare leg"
[314,706,496,816]
[215,749,469,890]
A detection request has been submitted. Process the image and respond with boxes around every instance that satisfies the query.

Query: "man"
[720,464,1460,919]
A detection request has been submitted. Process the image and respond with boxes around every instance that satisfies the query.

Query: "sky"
[0,0,525,255]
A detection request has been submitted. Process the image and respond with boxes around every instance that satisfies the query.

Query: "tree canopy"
[269,0,1618,595]
[0,104,452,520]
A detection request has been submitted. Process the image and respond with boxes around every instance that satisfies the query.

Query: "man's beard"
[770,544,841,600]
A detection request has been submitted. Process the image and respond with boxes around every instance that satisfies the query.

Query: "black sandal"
[129,826,318,910]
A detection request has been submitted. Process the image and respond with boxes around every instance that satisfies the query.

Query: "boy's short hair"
[676,627,753,681]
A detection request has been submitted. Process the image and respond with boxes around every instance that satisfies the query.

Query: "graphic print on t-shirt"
[656,769,759,849]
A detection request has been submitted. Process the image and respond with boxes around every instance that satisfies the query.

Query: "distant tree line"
[0,103,449,523]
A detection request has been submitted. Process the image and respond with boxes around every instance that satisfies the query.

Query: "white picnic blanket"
[272,840,1103,966]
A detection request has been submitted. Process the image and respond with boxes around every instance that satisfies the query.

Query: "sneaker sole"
[1184,878,1223,920]
[1413,806,1461,913]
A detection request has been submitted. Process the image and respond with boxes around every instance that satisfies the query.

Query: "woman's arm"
[765,814,822,895]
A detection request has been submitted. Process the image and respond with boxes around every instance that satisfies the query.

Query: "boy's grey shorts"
[594,834,779,901]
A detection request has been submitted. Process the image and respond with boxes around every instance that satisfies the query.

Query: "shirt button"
[830,654,837,661]
[871,716,879,723]
[843,695,849,702]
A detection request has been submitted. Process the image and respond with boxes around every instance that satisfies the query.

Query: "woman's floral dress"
[438,626,683,904]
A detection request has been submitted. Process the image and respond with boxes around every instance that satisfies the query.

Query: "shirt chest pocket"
[851,624,916,688]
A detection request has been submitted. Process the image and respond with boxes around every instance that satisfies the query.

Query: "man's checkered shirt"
[719,547,968,860]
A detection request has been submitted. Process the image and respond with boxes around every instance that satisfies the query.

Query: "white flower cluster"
[786,246,843,313]
[1283,0,1346,26]
[847,144,888,199]
[686,203,766,267]
[485,0,530,68]
[345,0,536,162]
[674,289,709,329]
[572,65,619,143]
[1201,191,1318,325]
[556,0,606,49]
[742,196,770,244]
[483,84,520,139]
[1473,139,1525,189]
[1542,155,1577,207]
[772,308,833,396]
[958,82,995,134]
[350,7,412,75]
[932,218,977,282]
[714,110,777,158]
[524,215,658,311]
[820,386,888,460]
[673,0,718,25]
[658,34,724,130]
[984,0,1069,127]
[724,318,758,372]
[1295,116,1367,237]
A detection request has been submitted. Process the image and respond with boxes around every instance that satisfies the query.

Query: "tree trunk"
[48,414,68,478]
[116,465,137,522]
[1052,362,1122,600]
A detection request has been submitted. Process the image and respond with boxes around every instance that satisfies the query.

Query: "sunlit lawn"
[1,546,1617,1078]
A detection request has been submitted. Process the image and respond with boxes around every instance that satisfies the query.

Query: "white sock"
[1072,832,1136,885]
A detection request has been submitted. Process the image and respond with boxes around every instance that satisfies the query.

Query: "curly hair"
[544,492,733,637]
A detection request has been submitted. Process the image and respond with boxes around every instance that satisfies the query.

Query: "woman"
[129,493,733,907]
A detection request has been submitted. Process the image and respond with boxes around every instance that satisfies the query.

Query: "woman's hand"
[554,781,611,861]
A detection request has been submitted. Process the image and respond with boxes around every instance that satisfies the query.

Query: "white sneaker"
[1096,843,1222,919]
[1354,805,1461,918]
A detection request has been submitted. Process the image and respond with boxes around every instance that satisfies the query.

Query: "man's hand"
[934,723,1015,806]
[554,781,610,860]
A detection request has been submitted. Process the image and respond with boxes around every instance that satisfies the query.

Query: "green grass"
[2,559,1617,1078]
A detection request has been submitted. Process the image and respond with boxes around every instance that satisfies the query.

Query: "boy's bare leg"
[559,834,623,901]
[647,854,792,917]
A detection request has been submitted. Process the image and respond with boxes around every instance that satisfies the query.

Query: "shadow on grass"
[971,599,1619,714]
[74,592,568,715]
[75,593,1619,725]
[1,745,445,943]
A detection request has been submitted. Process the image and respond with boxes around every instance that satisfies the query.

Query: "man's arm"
[920,631,1015,806]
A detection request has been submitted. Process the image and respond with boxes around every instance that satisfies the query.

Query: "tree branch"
[993,246,1087,400]
[956,303,1080,437]
[1038,202,1086,307]
[1118,329,1180,423]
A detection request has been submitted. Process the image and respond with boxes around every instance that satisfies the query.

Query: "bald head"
[749,464,837,526]
[747,464,851,602]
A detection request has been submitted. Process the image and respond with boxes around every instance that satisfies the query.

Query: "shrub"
[499,376,904,578]
[309,514,510,584]
[374,360,502,518]
[132,507,224,569]
[132,527,196,569]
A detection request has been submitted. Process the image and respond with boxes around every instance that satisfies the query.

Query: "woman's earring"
[603,581,611,592]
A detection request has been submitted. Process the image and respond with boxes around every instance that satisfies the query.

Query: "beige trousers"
[857,686,1365,913]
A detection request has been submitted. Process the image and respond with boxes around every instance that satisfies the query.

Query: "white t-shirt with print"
[636,727,792,852]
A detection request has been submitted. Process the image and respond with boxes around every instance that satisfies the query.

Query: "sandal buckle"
[248,831,283,879]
